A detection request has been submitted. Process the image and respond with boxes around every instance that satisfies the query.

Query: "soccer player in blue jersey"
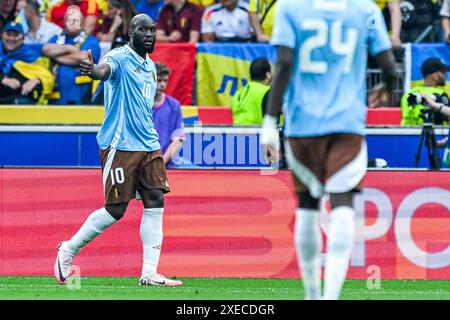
[261,0,397,299]
[53,14,182,287]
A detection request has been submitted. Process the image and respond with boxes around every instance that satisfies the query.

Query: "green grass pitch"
[0,277,449,300]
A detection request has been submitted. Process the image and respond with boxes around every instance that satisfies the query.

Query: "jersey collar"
[126,44,151,65]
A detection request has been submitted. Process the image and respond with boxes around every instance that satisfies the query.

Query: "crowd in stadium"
[0,0,449,126]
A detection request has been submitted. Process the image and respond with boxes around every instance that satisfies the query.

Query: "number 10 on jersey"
[142,82,152,99]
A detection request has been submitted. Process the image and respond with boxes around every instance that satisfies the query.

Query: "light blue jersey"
[271,0,392,137]
[97,45,160,151]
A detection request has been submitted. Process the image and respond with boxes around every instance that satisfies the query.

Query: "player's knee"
[298,191,319,210]
[142,189,164,208]
[105,203,128,220]
[330,192,354,209]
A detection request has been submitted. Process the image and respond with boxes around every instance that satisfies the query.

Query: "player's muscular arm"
[266,45,293,117]
[374,49,396,94]
[368,49,396,107]
[261,46,292,160]
[82,63,111,81]
[79,50,111,81]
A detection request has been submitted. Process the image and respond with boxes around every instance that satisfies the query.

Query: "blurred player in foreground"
[261,0,396,299]
[54,13,182,287]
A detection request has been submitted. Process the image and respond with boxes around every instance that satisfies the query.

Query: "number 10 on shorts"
[110,167,125,185]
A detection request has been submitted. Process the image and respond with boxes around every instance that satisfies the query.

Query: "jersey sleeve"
[100,51,121,81]
[367,3,392,56]
[201,8,214,34]
[270,0,296,49]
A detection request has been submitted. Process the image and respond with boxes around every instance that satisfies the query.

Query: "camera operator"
[422,94,450,166]
[401,58,450,126]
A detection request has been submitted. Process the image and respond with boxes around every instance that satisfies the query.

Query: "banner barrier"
[0,106,401,126]
[1,169,448,279]
[1,126,448,168]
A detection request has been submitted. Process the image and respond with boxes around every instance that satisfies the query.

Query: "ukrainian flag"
[408,43,450,93]
[196,43,276,106]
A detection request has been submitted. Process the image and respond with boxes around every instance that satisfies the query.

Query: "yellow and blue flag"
[407,43,450,93]
[196,43,276,106]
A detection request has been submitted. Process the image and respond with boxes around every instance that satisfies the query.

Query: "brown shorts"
[99,147,170,205]
[286,134,366,197]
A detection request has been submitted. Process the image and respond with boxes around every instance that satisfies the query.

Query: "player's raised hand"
[80,49,94,77]
[368,83,390,108]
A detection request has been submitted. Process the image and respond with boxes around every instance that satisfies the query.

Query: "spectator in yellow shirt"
[375,0,402,48]
[248,0,276,43]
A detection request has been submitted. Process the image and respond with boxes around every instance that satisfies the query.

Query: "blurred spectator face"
[2,30,24,52]
[156,72,169,96]
[0,0,15,19]
[220,0,237,10]
[164,0,176,6]
[107,0,122,19]
[64,6,84,37]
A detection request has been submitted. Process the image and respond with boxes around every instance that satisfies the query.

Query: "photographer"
[401,58,450,126]
[422,94,450,166]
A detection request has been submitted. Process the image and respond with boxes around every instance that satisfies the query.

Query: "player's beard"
[131,37,155,55]
[436,73,446,87]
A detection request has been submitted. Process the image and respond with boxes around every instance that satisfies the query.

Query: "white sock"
[140,207,164,278]
[64,207,117,255]
[323,206,355,300]
[295,208,322,300]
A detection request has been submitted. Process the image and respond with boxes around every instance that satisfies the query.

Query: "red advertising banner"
[0,169,449,279]
[150,43,196,105]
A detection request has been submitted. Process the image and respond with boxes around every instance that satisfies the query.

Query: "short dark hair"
[421,57,449,78]
[155,62,171,77]
[250,58,271,81]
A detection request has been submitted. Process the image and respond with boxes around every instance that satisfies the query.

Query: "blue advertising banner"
[1,126,449,169]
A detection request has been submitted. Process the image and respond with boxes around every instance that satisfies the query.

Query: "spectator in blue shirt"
[135,0,164,22]
[43,5,100,105]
